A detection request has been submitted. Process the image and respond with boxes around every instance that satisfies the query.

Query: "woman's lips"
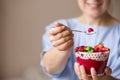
[86,3,102,9]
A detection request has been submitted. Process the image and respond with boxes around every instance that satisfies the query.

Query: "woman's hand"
[49,22,74,51]
[43,22,74,74]
[74,62,116,80]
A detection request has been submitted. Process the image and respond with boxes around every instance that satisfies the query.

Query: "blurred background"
[0,0,120,80]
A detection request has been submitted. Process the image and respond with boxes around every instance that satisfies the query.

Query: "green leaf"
[84,46,94,53]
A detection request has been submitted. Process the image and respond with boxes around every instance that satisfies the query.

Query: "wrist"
[55,47,72,54]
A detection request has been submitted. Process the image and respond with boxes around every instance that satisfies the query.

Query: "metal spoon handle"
[72,30,86,33]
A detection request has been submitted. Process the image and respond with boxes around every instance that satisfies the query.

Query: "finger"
[91,67,98,80]
[56,39,74,51]
[52,36,73,47]
[104,66,112,75]
[50,30,73,42]
[49,26,65,35]
[55,22,64,27]
[61,29,72,37]
[80,65,89,80]
[74,62,82,79]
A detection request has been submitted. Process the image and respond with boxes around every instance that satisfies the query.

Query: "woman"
[41,0,120,80]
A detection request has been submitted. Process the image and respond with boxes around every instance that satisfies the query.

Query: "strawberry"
[101,47,110,52]
[79,46,85,52]
[94,43,110,52]
[94,46,99,52]
[88,28,94,33]
[94,43,103,52]
[97,43,104,49]
[75,47,79,52]
[79,46,85,49]
[75,46,85,52]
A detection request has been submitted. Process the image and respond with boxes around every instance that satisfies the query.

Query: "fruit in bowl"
[75,43,110,76]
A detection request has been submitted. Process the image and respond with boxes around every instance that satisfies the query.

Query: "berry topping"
[75,46,85,52]
[88,28,94,33]
[94,43,109,52]
[75,43,110,53]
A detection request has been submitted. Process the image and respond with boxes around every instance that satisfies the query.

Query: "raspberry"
[75,46,85,52]
[88,28,94,33]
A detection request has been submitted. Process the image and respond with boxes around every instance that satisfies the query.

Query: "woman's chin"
[88,13,102,19]
[84,11,103,18]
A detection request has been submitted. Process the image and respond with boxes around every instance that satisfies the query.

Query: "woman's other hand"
[74,62,116,80]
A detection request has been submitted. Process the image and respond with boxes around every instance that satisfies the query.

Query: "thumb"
[54,22,64,27]
[104,67,112,75]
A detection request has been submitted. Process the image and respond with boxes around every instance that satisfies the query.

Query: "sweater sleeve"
[40,19,68,78]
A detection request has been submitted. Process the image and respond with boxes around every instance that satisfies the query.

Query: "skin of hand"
[74,62,117,80]
[49,22,74,51]
[42,22,74,75]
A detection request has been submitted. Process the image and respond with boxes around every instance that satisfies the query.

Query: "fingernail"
[74,62,77,66]
[91,67,95,72]
[75,62,79,66]
[62,26,65,29]
[80,65,85,72]
[80,65,84,69]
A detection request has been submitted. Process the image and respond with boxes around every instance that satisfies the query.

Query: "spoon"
[72,28,96,35]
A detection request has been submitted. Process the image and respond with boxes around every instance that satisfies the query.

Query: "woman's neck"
[79,12,117,26]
